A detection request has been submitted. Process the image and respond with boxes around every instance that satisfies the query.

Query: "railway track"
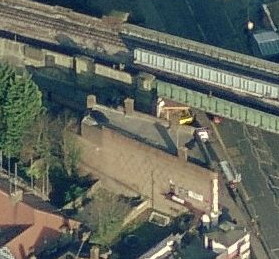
[122,35,279,85]
[0,4,125,47]
[1,0,279,122]
[1,2,278,84]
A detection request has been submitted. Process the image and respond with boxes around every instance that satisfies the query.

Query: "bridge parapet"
[156,80,279,134]
[122,23,279,76]
[134,48,279,103]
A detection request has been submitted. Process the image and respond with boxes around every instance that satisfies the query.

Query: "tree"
[62,130,81,176]
[28,113,63,195]
[88,189,131,246]
[0,64,42,156]
[27,158,45,180]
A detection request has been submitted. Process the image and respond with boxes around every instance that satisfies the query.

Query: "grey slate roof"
[205,221,248,247]
[253,31,279,56]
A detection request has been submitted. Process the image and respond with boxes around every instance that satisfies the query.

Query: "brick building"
[0,179,80,259]
[78,108,219,222]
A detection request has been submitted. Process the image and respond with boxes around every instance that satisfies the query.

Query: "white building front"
[204,221,250,259]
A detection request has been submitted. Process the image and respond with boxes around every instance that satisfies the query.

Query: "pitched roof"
[266,1,279,29]
[0,225,30,247]
[253,31,279,56]
[205,222,247,247]
[0,177,80,259]
[138,234,182,259]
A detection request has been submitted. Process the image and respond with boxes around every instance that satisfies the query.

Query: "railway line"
[0,3,124,47]
[1,0,279,85]
[122,23,279,76]
[122,35,279,86]
[0,0,279,132]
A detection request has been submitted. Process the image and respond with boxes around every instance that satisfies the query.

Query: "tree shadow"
[49,168,95,208]
[218,206,233,223]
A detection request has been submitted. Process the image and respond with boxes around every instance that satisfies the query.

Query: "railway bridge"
[1,0,279,133]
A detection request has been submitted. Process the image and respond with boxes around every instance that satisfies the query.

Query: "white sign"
[188,190,203,202]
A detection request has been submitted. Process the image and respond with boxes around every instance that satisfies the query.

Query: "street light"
[176,125,183,149]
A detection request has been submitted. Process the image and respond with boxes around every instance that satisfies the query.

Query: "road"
[192,111,270,259]
[215,118,279,259]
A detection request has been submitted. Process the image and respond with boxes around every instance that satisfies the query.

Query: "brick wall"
[79,122,217,215]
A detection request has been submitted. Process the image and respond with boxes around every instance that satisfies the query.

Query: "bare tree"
[62,130,81,176]
[87,189,131,246]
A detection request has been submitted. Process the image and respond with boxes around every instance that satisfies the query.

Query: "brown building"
[0,179,80,259]
[78,110,219,222]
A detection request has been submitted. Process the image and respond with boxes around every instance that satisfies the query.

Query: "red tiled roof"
[0,183,80,259]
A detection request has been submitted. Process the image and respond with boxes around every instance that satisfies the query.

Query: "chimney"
[178,147,188,162]
[90,246,100,259]
[87,95,96,110]
[124,98,134,116]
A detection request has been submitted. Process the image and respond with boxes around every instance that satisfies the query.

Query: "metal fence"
[155,80,279,134]
[134,48,279,101]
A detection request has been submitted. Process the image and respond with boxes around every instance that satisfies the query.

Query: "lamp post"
[176,125,183,149]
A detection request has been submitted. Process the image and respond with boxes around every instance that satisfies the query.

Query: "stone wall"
[123,199,152,226]
[0,38,133,85]
[94,63,132,84]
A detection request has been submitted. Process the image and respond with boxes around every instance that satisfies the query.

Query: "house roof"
[205,222,247,247]
[266,1,279,29]
[137,233,182,259]
[0,177,68,218]
[206,229,245,247]
[0,225,30,247]
[253,31,279,56]
[0,177,80,259]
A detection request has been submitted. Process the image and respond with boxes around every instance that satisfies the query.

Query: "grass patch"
[151,0,203,41]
